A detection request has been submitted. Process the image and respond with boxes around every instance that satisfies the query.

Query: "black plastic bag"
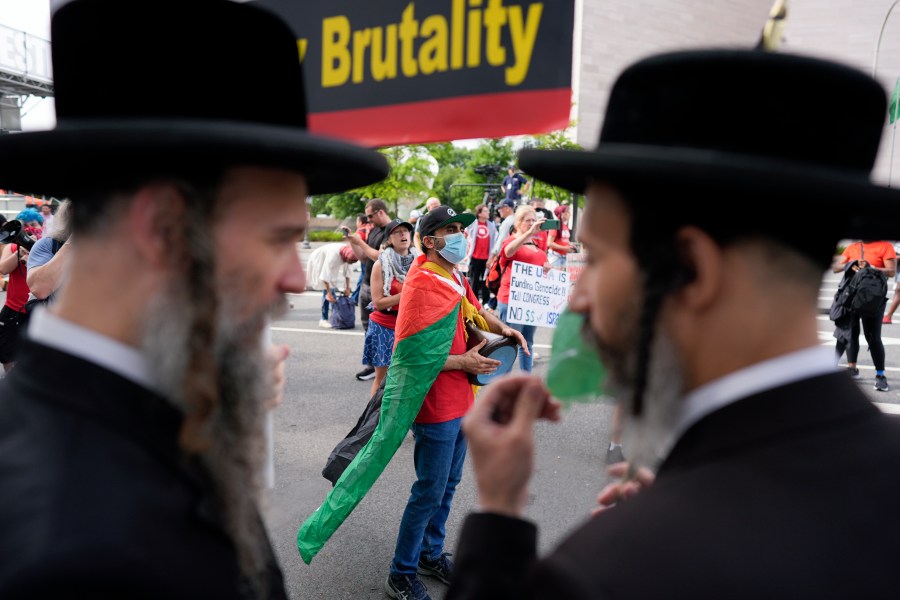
[322,379,385,486]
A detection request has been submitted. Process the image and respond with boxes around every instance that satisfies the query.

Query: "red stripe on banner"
[309,88,572,147]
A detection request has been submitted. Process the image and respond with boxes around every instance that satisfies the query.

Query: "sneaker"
[875,375,890,392]
[355,365,376,381]
[884,315,893,324]
[318,319,332,329]
[385,573,431,600]
[847,366,861,379]
[606,444,625,465]
[417,553,453,585]
[532,352,542,362]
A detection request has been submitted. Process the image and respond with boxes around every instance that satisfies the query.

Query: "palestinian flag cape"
[297,255,467,564]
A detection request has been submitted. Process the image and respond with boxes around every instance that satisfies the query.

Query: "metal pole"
[889,124,897,187]
[872,0,900,78]
[302,200,311,249]
[872,2,900,187]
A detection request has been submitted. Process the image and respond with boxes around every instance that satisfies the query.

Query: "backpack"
[844,265,888,317]
[832,242,889,319]
[329,294,356,329]
[485,256,510,295]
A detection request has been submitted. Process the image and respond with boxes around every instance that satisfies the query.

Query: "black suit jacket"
[0,340,287,599]
[448,373,900,599]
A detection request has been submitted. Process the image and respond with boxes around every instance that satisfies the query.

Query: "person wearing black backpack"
[832,240,896,391]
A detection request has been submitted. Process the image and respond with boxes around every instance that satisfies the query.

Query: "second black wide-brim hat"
[518,49,900,241]
[0,0,388,199]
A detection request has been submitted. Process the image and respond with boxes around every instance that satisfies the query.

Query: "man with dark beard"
[0,1,387,599]
[446,49,900,599]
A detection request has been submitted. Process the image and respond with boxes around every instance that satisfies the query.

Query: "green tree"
[309,145,435,219]
[519,124,583,204]
[425,142,473,210]
[355,145,434,216]
[309,190,365,221]
[440,138,515,212]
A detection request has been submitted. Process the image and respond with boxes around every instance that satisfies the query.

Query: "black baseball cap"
[418,205,476,238]
[385,218,414,237]
[499,199,516,209]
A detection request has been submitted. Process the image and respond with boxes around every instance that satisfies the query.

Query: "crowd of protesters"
[8,3,900,600]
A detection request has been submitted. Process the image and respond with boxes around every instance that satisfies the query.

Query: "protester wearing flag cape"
[297,207,527,592]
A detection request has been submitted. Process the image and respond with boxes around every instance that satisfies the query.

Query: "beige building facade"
[573,0,900,185]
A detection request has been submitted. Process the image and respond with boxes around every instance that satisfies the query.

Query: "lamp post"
[872,0,900,78]
[302,197,311,249]
[872,0,900,187]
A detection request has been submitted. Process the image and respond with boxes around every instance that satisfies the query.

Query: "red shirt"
[415,271,481,424]
[4,244,29,312]
[369,278,403,329]
[357,223,372,243]
[497,236,548,304]
[840,241,896,269]
[472,221,491,260]
[549,223,571,255]
[531,230,548,252]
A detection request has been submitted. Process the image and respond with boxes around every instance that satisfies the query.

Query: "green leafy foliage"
[308,124,584,220]
[518,124,584,203]
[309,231,346,242]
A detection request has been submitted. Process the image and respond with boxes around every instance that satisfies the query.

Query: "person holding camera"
[0,211,41,372]
[501,165,529,201]
[495,205,551,373]
[547,203,577,269]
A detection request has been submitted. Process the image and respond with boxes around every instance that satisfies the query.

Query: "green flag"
[890,78,899,125]
[296,257,463,564]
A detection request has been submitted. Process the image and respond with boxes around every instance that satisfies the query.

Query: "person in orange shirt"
[832,240,897,391]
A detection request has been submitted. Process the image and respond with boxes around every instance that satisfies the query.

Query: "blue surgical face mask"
[432,232,467,264]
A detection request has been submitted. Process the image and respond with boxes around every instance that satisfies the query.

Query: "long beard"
[584,319,685,471]
[141,284,288,595]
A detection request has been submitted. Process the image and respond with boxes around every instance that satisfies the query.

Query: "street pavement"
[264,248,900,599]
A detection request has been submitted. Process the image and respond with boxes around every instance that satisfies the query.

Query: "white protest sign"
[506,260,569,328]
[566,252,587,298]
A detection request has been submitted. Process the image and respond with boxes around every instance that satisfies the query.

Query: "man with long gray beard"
[447,49,900,599]
[0,1,387,598]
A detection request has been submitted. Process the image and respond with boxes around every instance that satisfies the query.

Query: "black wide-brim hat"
[0,0,389,198]
[519,49,900,242]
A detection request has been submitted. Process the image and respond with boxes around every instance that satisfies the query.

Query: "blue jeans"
[390,418,467,576]
[350,263,365,305]
[321,289,330,320]
[496,301,536,372]
[497,301,508,323]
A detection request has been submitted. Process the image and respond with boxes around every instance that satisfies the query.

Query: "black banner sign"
[251,0,574,146]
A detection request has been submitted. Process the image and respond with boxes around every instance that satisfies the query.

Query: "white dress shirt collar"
[26,307,158,392]
[671,345,839,444]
